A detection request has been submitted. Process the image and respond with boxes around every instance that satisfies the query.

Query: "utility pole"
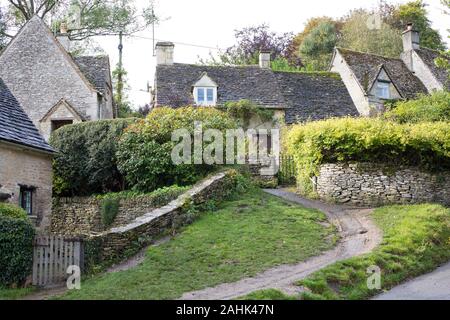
[117,30,124,109]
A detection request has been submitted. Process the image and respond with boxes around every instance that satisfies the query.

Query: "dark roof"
[74,55,111,95]
[0,78,54,153]
[156,64,286,108]
[337,48,428,99]
[274,71,359,123]
[415,48,450,90]
[155,63,358,123]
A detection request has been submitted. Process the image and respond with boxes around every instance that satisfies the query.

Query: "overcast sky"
[2,0,450,107]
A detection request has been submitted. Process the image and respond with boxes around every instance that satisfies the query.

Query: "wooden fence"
[278,154,297,185]
[32,236,83,287]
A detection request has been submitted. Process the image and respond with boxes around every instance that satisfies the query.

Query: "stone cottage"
[0,78,54,231]
[330,24,449,116]
[153,42,359,127]
[0,16,115,141]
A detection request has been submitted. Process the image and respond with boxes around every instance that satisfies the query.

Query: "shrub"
[287,118,450,193]
[0,203,28,220]
[101,198,119,227]
[0,215,35,286]
[50,119,138,196]
[383,91,450,123]
[117,107,237,192]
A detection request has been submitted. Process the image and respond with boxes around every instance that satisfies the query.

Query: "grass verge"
[242,204,450,300]
[0,287,35,300]
[58,188,336,300]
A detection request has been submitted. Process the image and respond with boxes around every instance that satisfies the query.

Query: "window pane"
[377,82,390,99]
[197,88,205,102]
[20,189,32,215]
[207,88,214,102]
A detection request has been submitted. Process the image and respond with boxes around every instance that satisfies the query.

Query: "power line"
[129,34,222,51]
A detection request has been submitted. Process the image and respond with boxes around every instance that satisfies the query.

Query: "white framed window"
[376,82,390,99]
[194,87,217,106]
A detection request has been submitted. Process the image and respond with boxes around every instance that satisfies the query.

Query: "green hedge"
[117,107,237,192]
[0,206,35,286]
[383,91,450,123]
[50,118,138,196]
[287,118,450,193]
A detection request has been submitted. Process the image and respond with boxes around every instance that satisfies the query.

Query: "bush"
[50,119,138,196]
[383,91,450,123]
[101,198,119,227]
[0,215,35,286]
[117,107,237,192]
[0,203,28,220]
[287,118,450,193]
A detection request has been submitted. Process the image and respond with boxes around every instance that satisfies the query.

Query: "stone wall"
[84,171,237,268]
[317,163,450,206]
[51,190,185,236]
[0,141,53,231]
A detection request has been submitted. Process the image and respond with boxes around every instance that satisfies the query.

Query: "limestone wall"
[317,163,450,206]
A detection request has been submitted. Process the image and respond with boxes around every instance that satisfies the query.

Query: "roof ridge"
[336,47,403,61]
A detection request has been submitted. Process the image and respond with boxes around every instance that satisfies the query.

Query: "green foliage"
[101,198,119,227]
[287,118,450,193]
[299,22,338,71]
[116,107,237,193]
[0,215,35,286]
[299,204,450,300]
[50,118,138,196]
[0,203,28,220]
[224,100,275,129]
[384,91,450,123]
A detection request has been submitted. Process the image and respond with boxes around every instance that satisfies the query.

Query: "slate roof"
[155,63,358,124]
[415,48,450,90]
[74,55,111,95]
[336,48,428,99]
[274,71,359,123]
[0,78,54,153]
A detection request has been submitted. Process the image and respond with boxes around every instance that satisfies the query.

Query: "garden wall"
[316,163,450,206]
[84,170,238,268]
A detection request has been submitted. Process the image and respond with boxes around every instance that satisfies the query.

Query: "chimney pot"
[156,42,175,65]
[402,23,420,52]
[259,51,271,69]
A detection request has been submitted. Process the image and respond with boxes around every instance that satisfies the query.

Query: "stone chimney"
[402,23,420,52]
[259,51,271,68]
[57,22,71,52]
[156,42,175,65]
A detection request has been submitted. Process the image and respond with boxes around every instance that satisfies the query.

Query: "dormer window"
[193,73,217,106]
[376,81,390,99]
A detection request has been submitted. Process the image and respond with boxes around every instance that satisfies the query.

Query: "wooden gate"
[32,236,83,287]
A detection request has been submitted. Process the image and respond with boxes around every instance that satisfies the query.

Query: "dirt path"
[179,188,382,300]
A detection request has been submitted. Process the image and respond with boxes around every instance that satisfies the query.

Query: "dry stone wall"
[316,163,450,206]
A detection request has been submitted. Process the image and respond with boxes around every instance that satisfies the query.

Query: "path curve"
[179,189,382,300]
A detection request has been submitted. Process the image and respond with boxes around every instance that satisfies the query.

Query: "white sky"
[2,0,450,107]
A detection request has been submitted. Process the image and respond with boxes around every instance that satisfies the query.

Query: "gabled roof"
[0,78,54,153]
[74,55,112,95]
[40,98,86,122]
[335,48,428,99]
[414,48,450,90]
[155,63,359,123]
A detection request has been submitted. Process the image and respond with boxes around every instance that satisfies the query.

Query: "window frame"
[194,87,217,106]
[376,81,391,100]
[19,186,34,216]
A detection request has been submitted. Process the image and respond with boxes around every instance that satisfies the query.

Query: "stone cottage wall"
[317,163,450,206]
[84,171,237,267]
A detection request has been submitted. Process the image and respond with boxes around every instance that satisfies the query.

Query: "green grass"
[0,287,35,300]
[242,203,450,300]
[58,189,336,300]
[239,289,297,300]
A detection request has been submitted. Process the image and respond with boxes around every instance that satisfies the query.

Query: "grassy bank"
[0,287,35,300]
[58,189,336,300]
[243,203,450,300]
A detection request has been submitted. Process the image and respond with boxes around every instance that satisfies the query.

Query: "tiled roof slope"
[0,78,54,153]
[337,48,428,99]
[74,55,111,95]
[415,48,450,90]
[155,63,358,123]
[275,71,359,123]
[156,64,286,108]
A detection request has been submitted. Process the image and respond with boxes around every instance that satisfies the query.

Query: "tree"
[392,0,446,51]
[0,7,7,50]
[339,9,403,58]
[112,64,134,118]
[2,0,157,41]
[202,24,301,68]
[299,22,338,70]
